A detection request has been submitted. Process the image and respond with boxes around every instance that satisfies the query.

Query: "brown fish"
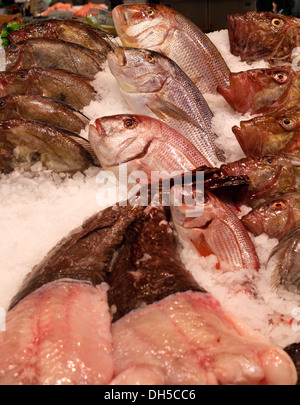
[5,38,106,78]
[0,68,96,110]
[232,106,300,158]
[112,3,230,94]
[217,66,300,115]
[0,94,89,134]
[7,18,113,54]
[227,11,300,64]
[0,119,94,174]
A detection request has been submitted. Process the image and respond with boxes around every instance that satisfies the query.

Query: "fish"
[112,3,230,95]
[221,155,300,207]
[5,38,106,78]
[227,11,300,64]
[170,186,259,272]
[88,114,212,181]
[241,192,300,241]
[268,225,300,295]
[217,66,300,115]
[0,119,94,174]
[7,18,114,54]
[0,280,113,385]
[0,94,89,135]
[0,68,96,110]
[111,291,297,385]
[107,46,224,166]
[232,106,300,158]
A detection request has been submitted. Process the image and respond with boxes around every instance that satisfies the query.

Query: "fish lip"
[112,5,128,27]
[108,47,127,66]
[93,118,107,138]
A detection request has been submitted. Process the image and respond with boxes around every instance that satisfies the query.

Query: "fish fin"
[67,134,100,166]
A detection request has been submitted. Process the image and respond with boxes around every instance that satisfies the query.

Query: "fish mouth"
[112,5,128,27]
[232,123,262,156]
[108,47,127,66]
[241,213,262,236]
[93,118,106,137]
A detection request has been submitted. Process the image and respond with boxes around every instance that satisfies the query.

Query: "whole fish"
[268,225,300,295]
[232,106,300,158]
[0,280,114,385]
[0,94,88,134]
[7,18,113,54]
[170,187,259,272]
[112,3,230,94]
[217,66,300,114]
[0,68,96,110]
[88,114,211,181]
[5,38,106,78]
[107,46,224,166]
[0,119,94,174]
[227,11,300,64]
[112,291,297,384]
[241,192,300,241]
[221,155,300,207]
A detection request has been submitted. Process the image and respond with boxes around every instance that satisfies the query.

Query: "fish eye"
[146,8,154,16]
[0,99,6,108]
[271,18,284,28]
[263,155,274,164]
[17,71,28,80]
[9,44,20,52]
[145,53,155,63]
[272,201,285,210]
[273,71,288,84]
[123,118,137,129]
[280,117,297,131]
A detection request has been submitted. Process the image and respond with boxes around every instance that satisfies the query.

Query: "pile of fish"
[1,4,300,385]
[0,19,115,173]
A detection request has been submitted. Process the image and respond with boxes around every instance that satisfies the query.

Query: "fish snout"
[241,212,263,236]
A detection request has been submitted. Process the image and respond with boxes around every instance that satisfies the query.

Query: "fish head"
[241,193,300,240]
[217,66,293,114]
[107,46,174,94]
[0,70,30,97]
[112,4,172,48]
[88,114,160,167]
[233,107,300,156]
[227,11,300,62]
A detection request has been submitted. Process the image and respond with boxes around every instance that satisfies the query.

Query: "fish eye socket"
[273,71,288,84]
[272,201,285,210]
[280,117,297,130]
[123,118,137,129]
[17,72,28,80]
[271,18,284,27]
[145,54,155,63]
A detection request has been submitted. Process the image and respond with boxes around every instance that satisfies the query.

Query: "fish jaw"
[232,123,264,157]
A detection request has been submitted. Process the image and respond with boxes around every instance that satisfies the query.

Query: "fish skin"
[170,187,259,272]
[88,114,211,179]
[0,68,96,110]
[112,3,230,94]
[0,94,88,134]
[241,192,300,241]
[5,38,106,78]
[268,225,300,295]
[227,11,300,63]
[217,66,300,115]
[221,155,300,207]
[0,281,113,385]
[107,46,224,166]
[232,106,300,158]
[0,119,94,174]
[7,18,113,54]
[112,291,297,385]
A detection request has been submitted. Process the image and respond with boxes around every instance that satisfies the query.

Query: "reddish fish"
[217,66,300,114]
[227,11,300,64]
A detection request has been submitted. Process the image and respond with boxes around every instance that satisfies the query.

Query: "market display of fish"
[241,192,300,241]
[217,66,300,114]
[88,114,211,179]
[0,281,114,385]
[267,225,300,295]
[108,46,224,166]
[5,38,106,78]
[227,11,300,64]
[232,106,300,158]
[112,3,230,94]
[0,95,89,134]
[7,18,114,54]
[112,291,297,385]
[170,186,259,272]
[0,68,96,110]
[0,119,94,174]
[221,155,300,207]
